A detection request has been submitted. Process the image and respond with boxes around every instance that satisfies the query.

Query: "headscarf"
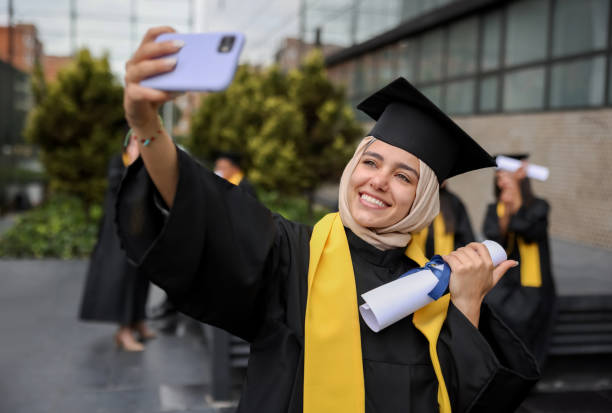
[338,136,440,250]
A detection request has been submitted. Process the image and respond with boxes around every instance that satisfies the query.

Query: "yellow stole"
[411,213,455,256]
[304,212,452,413]
[497,203,542,287]
[227,171,244,186]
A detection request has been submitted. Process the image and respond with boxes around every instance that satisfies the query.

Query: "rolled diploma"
[360,240,507,333]
[495,155,549,181]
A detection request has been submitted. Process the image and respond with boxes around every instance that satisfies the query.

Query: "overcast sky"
[0,0,301,78]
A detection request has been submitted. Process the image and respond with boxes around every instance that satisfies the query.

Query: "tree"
[188,50,363,204]
[24,49,125,205]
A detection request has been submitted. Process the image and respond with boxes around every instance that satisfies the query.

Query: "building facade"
[304,0,612,250]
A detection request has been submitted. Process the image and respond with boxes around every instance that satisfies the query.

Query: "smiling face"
[348,140,420,228]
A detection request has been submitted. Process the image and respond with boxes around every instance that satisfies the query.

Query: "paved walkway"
[0,259,234,413]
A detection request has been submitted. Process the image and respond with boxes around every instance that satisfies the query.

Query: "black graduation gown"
[482,200,557,365]
[79,154,150,325]
[116,148,539,413]
[237,176,258,199]
[424,188,475,257]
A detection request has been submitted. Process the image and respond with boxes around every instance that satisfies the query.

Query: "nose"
[369,170,389,191]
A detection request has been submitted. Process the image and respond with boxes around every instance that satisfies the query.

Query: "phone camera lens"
[218,36,235,53]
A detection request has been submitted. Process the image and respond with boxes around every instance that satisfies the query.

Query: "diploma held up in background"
[495,155,549,181]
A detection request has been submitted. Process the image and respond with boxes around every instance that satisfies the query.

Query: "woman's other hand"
[444,243,518,327]
[124,26,183,129]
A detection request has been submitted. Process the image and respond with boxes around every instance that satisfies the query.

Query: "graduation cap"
[357,77,495,183]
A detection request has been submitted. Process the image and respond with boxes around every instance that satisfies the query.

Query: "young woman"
[116,26,539,412]
[483,155,557,366]
[79,134,155,351]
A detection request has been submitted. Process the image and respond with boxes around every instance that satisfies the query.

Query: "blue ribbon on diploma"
[399,255,451,300]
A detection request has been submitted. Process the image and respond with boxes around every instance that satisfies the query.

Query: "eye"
[362,159,377,168]
[395,173,412,184]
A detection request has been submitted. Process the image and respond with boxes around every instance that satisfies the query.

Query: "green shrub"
[258,190,330,227]
[0,194,102,259]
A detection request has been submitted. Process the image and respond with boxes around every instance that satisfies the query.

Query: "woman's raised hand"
[124,26,183,130]
[122,26,182,208]
[443,243,517,327]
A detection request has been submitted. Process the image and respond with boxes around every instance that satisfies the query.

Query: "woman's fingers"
[130,39,183,67]
[139,26,176,48]
[126,56,178,83]
[492,260,519,285]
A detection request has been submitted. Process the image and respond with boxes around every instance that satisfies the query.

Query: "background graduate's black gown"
[423,188,475,257]
[482,199,557,365]
[79,155,150,325]
[116,149,539,413]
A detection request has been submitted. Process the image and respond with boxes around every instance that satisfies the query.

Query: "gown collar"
[345,227,408,268]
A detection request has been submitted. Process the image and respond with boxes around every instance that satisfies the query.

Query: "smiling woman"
[117,29,539,413]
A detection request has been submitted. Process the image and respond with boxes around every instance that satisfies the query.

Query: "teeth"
[361,193,386,207]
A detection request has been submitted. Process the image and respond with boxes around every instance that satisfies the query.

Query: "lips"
[360,192,389,208]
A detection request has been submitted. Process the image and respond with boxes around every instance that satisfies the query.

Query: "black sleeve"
[507,199,549,242]
[481,203,502,243]
[452,196,475,248]
[438,303,540,413]
[115,148,285,341]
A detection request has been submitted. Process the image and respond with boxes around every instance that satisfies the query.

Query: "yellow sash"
[411,213,455,257]
[227,171,244,186]
[304,212,451,413]
[497,203,542,287]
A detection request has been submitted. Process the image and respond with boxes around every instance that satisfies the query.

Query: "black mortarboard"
[357,77,495,182]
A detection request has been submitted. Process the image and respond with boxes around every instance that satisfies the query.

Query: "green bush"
[0,194,102,259]
[258,190,330,227]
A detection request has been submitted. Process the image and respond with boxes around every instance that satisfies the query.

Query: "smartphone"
[140,32,245,92]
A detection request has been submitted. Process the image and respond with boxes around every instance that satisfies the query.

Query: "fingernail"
[172,40,185,48]
[162,57,177,67]
[512,260,519,267]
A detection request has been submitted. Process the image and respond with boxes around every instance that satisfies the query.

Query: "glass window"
[479,75,499,112]
[503,67,545,110]
[363,54,378,92]
[421,85,443,108]
[550,56,606,108]
[376,46,397,88]
[397,39,417,82]
[481,11,501,71]
[418,29,444,82]
[553,0,609,57]
[505,0,549,66]
[447,17,478,77]
[353,56,365,96]
[446,79,475,114]
[609,57,612,105]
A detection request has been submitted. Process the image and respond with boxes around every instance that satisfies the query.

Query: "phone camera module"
[218,36,235,53]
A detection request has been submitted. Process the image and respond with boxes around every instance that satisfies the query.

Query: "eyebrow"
[363,151,420,178]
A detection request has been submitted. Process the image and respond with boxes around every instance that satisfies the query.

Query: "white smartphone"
[140,32,245,92]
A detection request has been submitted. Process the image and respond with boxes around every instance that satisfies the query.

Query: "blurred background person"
[412,181,475,257]
[79,133,155,351]
[213,151,257,199]
[483,154,557,366]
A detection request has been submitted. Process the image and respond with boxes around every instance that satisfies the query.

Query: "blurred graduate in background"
[79,134,155,352]
[411,181,475,258]
[483,154,557,366]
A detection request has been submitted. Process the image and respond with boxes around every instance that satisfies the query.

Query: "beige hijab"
[338,136,440,250]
